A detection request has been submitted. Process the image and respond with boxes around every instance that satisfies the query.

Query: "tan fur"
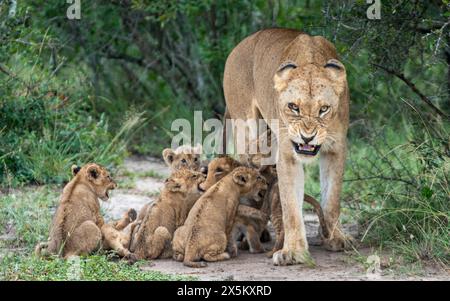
[172,166,268,268]
[162,144,203,172]
[223,28,351,265]
[199,156,269,252]
[129,169,206,260]
[34,163,134,259]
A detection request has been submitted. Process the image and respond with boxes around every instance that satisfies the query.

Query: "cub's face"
[162,148,201,172]
[273,59,347,161]
[74,163,117,201]
[199,156,241,191]
[231,167,268,202]
[165,169,206,199]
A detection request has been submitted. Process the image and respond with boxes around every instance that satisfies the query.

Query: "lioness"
[223,28,351,265]
[129,169,206,260]
[35,163,134,259]
[172,166,268,268]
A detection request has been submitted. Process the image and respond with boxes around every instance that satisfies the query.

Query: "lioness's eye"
[216,167,223,173]
[288,103,299,113]
[319,105,330,116]
[194,157,198,162]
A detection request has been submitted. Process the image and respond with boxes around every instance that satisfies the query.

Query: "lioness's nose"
[301,134,316,144]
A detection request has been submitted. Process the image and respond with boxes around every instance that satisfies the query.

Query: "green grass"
[1,254,194,281]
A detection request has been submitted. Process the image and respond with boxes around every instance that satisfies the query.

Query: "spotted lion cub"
[172,166,268,268]
[129,169,206,260]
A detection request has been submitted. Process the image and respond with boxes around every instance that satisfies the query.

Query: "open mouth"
[292,141,321,156]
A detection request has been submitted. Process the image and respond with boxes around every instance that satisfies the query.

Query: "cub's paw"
[323,231,356,252]
[307,235,324,246]
[124,252,138,264]
[228,244,238,258]
[265,249,275,258]
[126,208,137,222]
[273,248,315,267]
[173,253,184,262]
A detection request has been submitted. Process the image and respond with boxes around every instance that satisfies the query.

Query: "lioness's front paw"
[273,248,315,266]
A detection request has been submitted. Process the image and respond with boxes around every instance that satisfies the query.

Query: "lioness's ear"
[71,165,81,176]
[232,170,249,186]
[165,179,182,192]
[324,59,346,95]
[274,61,297,92]
[87,165,99,181]
[162,149,175,166]
[324,59,346,81]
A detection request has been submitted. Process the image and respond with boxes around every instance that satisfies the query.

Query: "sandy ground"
[103,156,449,281]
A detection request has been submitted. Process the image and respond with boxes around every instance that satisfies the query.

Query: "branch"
[103,50,147,67]
[372,63,449,119]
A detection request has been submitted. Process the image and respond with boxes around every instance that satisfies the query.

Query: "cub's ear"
[232,170,249,186]
[162,149,175,166]
[71,165,81,176]
[273,61,297,92]
[87,165,99,181]
[165,179,182,192]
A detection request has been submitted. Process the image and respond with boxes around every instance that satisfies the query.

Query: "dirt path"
[103,156,449,281]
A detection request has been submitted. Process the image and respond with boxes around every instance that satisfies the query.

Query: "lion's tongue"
[300,144,314,151]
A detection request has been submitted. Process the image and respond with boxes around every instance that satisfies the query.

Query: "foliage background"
[0,0,449,268]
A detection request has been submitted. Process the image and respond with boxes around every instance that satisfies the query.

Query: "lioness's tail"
[148,226,172,259]
[304,194,330,239]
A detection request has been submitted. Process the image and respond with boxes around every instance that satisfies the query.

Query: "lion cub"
[129,169,206,260]
[34,163,135,259]
[172,166,268,268]
[162,144,204,172]
[133,144,207,226]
